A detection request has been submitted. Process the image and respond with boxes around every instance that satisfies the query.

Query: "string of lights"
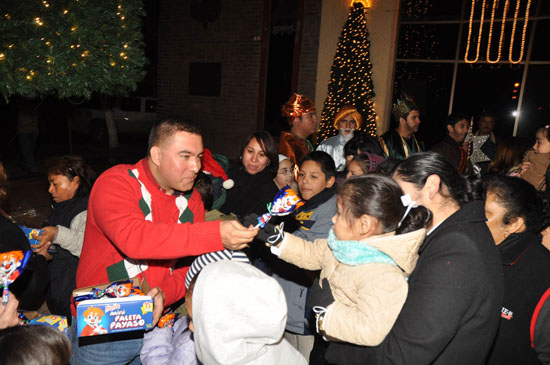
[0,0,146,100]
[465,0,531,64]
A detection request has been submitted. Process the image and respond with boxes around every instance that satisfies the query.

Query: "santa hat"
[202,148,234,190]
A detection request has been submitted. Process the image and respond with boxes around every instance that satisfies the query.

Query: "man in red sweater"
[70,119,258,364]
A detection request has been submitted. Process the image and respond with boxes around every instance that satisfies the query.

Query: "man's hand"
[0,293,20,329]
[220,220,259,251]
[147,287,165,327]
[35,226,57,250]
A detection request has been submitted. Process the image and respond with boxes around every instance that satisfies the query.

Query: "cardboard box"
[73,278,153,337]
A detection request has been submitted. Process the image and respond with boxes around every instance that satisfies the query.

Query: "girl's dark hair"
[393,152,482,206]
[484,174,546,233]
[46,155,95,197]
[349,154,370,175]
[343,131,384,158]
[0,325,71,365]
[240,131,279,177]
[339,174,431,234]
[375,158,400,176]
[301,151,336,180]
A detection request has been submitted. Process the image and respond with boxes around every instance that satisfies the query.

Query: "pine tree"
[0,0,146,100]
[318,2,376,143]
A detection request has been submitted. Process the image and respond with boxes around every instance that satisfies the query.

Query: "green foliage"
[318,2,377,142]
[0,0,147,100]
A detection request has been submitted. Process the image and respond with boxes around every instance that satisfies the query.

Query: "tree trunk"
[100,96,119,149]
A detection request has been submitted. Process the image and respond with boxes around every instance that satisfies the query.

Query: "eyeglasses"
[278,168,292,176]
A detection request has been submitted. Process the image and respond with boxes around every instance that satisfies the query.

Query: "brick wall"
[158,0,321,158]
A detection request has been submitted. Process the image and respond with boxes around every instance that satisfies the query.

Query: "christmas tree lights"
[0,0,146,100]
[318,2,377,143]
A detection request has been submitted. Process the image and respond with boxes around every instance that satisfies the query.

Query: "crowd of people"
[1,92,550,365]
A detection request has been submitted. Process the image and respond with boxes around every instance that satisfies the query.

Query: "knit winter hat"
[278,154,289,163]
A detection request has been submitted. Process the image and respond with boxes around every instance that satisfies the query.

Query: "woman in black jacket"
[220,131,279,219]
[484,175,550,365]
[324,152,504,365]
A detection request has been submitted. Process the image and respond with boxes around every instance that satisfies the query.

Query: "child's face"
[331,198,369,241]
[346,160,366,179]
[534,131,550,154]
[274,159,293,189]
[297,160,335,200]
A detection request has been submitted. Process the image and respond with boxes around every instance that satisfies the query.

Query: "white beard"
[340,129,354,142]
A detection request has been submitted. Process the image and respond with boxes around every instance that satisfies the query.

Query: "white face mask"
[340,128,355,141]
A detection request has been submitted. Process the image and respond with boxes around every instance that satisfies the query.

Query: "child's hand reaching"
[242,214,285,247]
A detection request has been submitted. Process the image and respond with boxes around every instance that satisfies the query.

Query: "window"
[395,0,550,144]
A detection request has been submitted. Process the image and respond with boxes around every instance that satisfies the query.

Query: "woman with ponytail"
[325,152,504,365]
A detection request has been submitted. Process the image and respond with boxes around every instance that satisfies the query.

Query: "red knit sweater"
[72,158,223,315]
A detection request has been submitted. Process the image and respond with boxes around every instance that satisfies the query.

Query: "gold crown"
[392,98,418,121]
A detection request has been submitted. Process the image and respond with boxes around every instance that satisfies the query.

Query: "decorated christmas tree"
[0,0,146,100]
[318,1,377,143]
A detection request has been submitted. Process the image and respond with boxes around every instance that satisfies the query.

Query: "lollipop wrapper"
[0,250,32,304]
[270,186,305,215]
[18,226,43,247]
[254,186,305,228]
[19,311,69,337]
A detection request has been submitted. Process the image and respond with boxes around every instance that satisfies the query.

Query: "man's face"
[293,111,318,137]
[448,119,469,144]
[478,116,496,135]
[401,110,421,133]
[338,116,356,136]
[155,131,203,193]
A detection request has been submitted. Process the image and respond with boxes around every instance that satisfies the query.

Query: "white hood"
[193,261,307,365]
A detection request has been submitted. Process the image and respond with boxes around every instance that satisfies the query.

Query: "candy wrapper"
[18,226,43,247]
[254,186,305,228]
[158,313,179,328]
[19,311,69,337]
[73,278,153,337]
[0,250,32,304]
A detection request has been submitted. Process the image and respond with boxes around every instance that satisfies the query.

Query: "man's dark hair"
[446,113,469,128]
[477,112,496,123]
[148,119,202,155]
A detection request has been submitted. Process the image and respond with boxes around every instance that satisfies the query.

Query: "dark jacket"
[221,163,278,219]
[430,135,468,174]
[325,201,504,365]
[44,195,88,319]
[379,129,424,160]
[486,231,550,365]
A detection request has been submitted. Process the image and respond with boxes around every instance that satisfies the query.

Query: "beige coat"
[520,150,550,190]
[278,228,426,346]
